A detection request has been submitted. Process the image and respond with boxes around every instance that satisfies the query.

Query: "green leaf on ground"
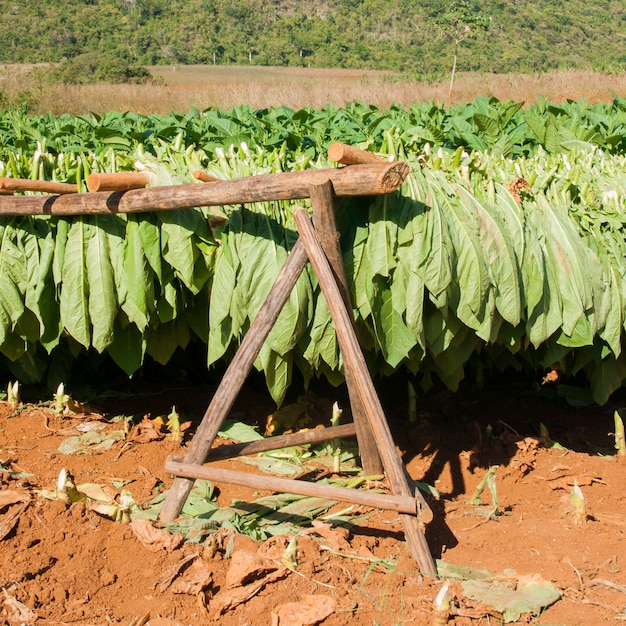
[57,429,126,455]
[462,574,561,622]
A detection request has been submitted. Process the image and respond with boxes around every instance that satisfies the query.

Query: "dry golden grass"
[4,64,626,115]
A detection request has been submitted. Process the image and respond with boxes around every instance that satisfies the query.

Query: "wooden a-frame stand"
[0,142,436,576]
[158,147,438,577]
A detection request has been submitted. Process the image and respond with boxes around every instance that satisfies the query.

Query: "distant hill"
[0,0,624,75]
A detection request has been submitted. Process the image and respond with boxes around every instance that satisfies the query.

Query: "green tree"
[438,0,490,104]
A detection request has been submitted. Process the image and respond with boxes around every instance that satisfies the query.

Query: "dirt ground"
[1,374,626,626]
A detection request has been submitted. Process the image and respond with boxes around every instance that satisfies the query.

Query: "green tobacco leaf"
[303,295,340,371]
[410,175,453,302]
[0,222,26,335]
[51,218,70,288]
[137,216,163,282]
[218,419,264,443]
[145,323,180,365]
[405,270,426,349]
[522,211,562,347]
[598,251,623,357]
[107,320,145,377]
[256,344,292,406]
[366,194,398,278]
[458,188,522,326]
[494,183,524,260]
[160,209,208,294]
[372,280,416,368]
[122,217,153,332]
[87,218,117,353]
[437,180,491,334]
[267,260,311,357]
[207,239,237,366]
[540,198,595,332]
[587,353,626,405]
[59,219,90,348]
[22,220,59,348]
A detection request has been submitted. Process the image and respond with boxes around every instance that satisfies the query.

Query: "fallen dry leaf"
[0,489,29,510]
[271,594,336,626]
[130,519,184,552]
[226,549,280,589]
[131,416,165,444]
[170,560,213,595]
[155,552,200,593]
[210,568,288,617]
[300,521,351,552]
[0,501,29,541]
[2,588,37,624]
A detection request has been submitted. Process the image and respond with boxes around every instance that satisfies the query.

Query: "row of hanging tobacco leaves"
[0,95,625,405]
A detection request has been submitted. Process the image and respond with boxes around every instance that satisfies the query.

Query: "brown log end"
[87,172,150,193]
[380,161,410,193]
[193,170,222,183]
[328,142,387,166]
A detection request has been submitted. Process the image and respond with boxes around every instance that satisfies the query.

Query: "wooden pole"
[0,163,409,216]
[193,170,222,183]
[202,423,357,462]
[309,179,383,476]
[328,142,388,166]
[86,172,151,192]
[158,238,310,524]
[0,178,78,195]
[293,208,437,577]
[165,462,422,515]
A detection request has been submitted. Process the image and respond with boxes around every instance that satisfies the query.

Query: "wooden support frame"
[157,169,437,576]
[0,144,437,576]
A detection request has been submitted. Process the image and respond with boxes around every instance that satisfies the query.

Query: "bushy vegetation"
[0,0,624,76]
[49,53,152,85]
[0,97,625,404]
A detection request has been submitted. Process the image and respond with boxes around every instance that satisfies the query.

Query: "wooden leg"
[158,238,310,524]
[308,179,383,475]
[293,208,437,577]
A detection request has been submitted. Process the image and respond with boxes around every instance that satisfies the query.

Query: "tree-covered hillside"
[0,0,624,76]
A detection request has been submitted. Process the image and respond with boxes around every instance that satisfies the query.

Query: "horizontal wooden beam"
[203,423,357,462]
[165,460,422,516]
[0,162,409,216]
[0,177,78,195]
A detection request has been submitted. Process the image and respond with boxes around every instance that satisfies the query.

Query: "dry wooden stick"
[0,177,78,195]
[86,172,151,192]
[165,462,422,515]
[203,423,357,462]
[328,142,387,165]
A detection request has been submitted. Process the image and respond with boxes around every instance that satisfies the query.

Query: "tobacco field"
[0,95,625,405]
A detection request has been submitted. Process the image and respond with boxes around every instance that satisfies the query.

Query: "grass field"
[3,64,626,115]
